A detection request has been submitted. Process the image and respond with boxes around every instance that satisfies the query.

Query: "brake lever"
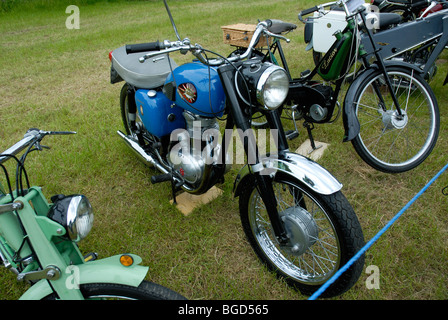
[139,38,192,63]
[264,30,291,43]
[29,131,75,151]
[34,141,51,151]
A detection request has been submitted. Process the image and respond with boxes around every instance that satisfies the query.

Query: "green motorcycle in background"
[0,128,186,300]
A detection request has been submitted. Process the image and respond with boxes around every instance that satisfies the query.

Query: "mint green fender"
[234,152,343,197]
[19,254,148,300]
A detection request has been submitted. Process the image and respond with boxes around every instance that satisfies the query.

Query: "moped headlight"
[256,65,289,110]
[48,195,94,242]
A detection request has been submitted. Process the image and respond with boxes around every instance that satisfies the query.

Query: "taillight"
[109,51,113,62]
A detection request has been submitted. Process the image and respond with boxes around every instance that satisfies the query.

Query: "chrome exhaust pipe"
[117,131,172,177]
[117,130,156,167]
[117,130,194,192]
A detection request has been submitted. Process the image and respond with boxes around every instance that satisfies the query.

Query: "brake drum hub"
[279,207,319,256]
[381,109,408,130]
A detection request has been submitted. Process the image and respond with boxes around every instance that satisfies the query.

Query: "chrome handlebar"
[138,20,290,66]
[298,0,368,23]
[0,129,76,165]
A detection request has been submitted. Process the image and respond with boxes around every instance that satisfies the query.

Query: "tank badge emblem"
[178,83,197,103]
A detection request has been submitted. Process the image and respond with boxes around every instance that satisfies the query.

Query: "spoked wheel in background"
[348,66,439,173]
[120,83,142,138]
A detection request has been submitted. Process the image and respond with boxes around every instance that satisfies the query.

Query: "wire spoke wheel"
[239,174,364,297]
[351,67,439,173]
[249,183,340,283]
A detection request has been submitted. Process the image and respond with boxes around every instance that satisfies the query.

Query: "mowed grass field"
[0,0,447,300]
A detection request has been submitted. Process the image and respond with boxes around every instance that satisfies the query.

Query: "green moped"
[0,128,186,300]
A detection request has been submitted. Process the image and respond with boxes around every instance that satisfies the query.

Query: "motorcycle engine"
[287,82,334,123]
[167,111,220,187]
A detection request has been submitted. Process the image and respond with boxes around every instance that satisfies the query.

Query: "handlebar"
[298,0,367,22]
[300,6,319,17]
[125,41,164,54]
[0,129,76,165]
[128,19,292,66]
[298,1,339,22]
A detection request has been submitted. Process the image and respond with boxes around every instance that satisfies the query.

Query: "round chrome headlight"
[66,195,94,242]
[48,194,94,242]
[256,65,289,110]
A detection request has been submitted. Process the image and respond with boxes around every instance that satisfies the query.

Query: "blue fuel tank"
[135,89,185,138]
[165,62,226,117]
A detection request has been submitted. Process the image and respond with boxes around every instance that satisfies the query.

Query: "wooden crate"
[221,23,267,48]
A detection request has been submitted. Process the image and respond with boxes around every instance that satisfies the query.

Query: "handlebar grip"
[125,41,163,54]
[300,6,319,16]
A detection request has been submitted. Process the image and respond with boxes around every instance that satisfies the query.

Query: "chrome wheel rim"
[355,70,437,168]
[248,181,341,284]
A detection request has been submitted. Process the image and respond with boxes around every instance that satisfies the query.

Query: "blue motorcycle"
[109,0,365,298]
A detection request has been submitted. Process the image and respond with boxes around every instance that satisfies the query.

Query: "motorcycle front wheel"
[239,173,365,298]
[43,281,187,300]
[349,66,439,173]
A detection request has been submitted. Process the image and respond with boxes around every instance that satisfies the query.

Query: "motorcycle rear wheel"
[120,83,141,138]
[43,281,187,300]
[349,66,439,173]
[239,173,365,298]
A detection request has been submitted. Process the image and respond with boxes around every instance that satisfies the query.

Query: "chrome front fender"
[19,254,148,300]
[233,152,342,197]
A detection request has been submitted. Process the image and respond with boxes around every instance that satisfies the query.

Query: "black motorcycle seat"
[364,12,402,29]
[111,45,177,89]
[267,19,297,34]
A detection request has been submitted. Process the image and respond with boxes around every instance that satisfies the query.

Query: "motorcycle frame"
[258,3,440,135]
[269,38,346,119]
[0,138,148,300]
[0,187,85,299]
[217,62,343,242]
[360,8,448,79]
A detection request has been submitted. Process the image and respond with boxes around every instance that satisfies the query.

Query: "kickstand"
[171,178,178,205]
[151,170,181,204]
[303,122,321,152]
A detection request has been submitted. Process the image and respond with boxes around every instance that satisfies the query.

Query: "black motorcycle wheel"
[239,173,365,298]
[43,281,187,300]
[349,66,439,173]
[120,83,141,138]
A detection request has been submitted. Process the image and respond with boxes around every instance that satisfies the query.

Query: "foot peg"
[151,173,173,184]
[285,130,299,140]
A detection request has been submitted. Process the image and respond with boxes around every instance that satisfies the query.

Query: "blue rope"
[308,162,448,300]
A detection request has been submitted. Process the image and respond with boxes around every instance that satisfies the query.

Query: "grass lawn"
[0,0,447,300]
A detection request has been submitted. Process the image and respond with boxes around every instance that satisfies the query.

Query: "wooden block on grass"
[170,186,223,216]
[295,139,329,161]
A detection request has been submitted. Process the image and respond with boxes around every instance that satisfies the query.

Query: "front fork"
[358,9,403,117]
[218,64,289,244]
